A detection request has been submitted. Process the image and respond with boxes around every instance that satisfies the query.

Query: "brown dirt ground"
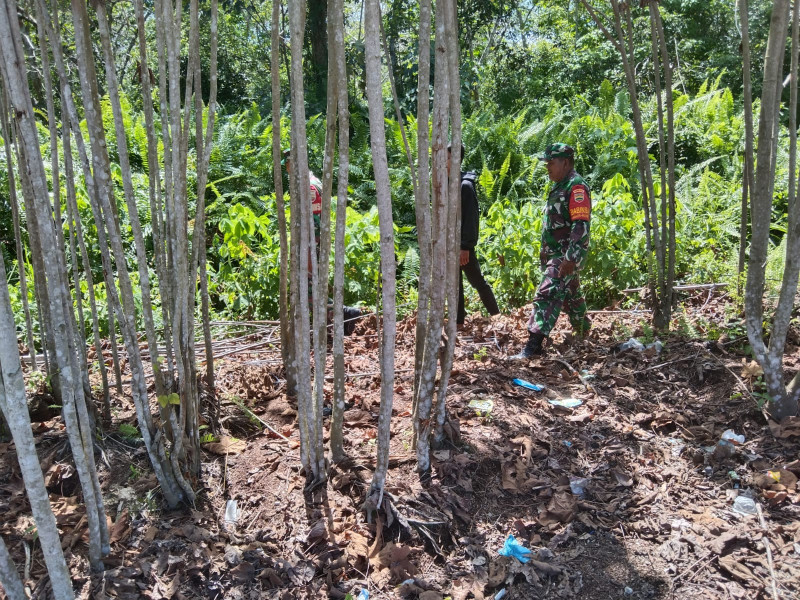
[2,291,800,600]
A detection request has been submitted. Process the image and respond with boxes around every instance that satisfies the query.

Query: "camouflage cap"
[537,142,575,161]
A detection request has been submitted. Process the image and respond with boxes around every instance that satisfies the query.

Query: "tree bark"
[414,0,450,474]
[191,0,219,392]
[434,0,461,444]
[12,121,58,393]
[311,0,337,482]
[330,0,350,463]
[62,108,111,418]
[271,0,296,397]
[0,0,109,568]
[412,0,432,420]
[0,536,25,600]
[745,0,799,419]
[40,0,185,506]
[288,0,324,485]
[0,263,72,600]
[0,85,36,372]
[94,0,167,401]
[738,0,755,279]
[133,0,173,390]
[364,0,397,507]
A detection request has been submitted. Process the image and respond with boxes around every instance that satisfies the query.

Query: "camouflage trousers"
[527,256,590,337]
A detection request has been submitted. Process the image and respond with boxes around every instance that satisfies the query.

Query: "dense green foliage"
[0,0,792,335]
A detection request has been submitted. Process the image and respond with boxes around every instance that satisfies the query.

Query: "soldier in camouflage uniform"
[513,143,591,359]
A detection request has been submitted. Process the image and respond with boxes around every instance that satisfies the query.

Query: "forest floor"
[3,290,800,600]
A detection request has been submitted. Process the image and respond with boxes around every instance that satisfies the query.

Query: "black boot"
[511,331,545,360]
[343,306,362,336]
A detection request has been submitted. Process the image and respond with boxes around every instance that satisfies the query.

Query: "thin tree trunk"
[738,0,755,279]
[330,0,350,463]
[0,85,36,371]
[151,0,177,389]
[0,536,25,600]
[271,0,296,397]
[0,264,72,600]
[765,0,800,414]
[41,0,185,507]
[94,0,166,400]
[414,0,450,474]
[364,0,397,507]
[650,2,676,323]
[655,9,676,309]
[36,8,68,373]
[412,0,432,421]
[581,0,664,327]
[0,0,109,569]
[649,3,668,317]
[107,305,124,393]
[62,109,111,418]
[434,0,461,444]
[311,0,337,483]
[160,0,201,485]
[133,0,173,390]
[287,0,323,484]
[13,125,57,391]
[191,0,218,391]
[35,0,86,408]
[745,0,797,419]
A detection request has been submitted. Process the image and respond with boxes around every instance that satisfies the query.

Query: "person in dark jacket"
[448,144,500,326]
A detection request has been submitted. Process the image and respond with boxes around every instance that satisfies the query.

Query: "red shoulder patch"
[568,185,590,221]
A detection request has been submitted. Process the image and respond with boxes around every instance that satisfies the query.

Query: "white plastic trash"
[732,496,757,515]
[620,338,645,352]
[224,499,239,524]
[548,398,583,408]
[721,429,745,445]
[468,398,494,413]
[569,477,590,496]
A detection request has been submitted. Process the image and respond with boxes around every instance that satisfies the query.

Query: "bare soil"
[2,291,800,600]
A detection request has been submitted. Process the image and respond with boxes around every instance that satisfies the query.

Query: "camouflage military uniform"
[527,168,591,336]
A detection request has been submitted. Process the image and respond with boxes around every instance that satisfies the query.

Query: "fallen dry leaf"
[204,435,246,455]
[539,491,576,525]
[344,530,370,567]
[611,468,634,487]
[768,417,800,439]
[719,554,757,584]
[110,508,130,544]
[740,359,764,379]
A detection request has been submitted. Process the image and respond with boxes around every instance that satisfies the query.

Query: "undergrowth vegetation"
[2,79,792,329]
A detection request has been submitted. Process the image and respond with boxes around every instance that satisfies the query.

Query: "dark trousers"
[458,248,500,325]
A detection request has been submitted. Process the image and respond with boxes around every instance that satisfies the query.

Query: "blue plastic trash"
[498,534,532,563]
[512,378,544,391]
[356,590,369,600]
